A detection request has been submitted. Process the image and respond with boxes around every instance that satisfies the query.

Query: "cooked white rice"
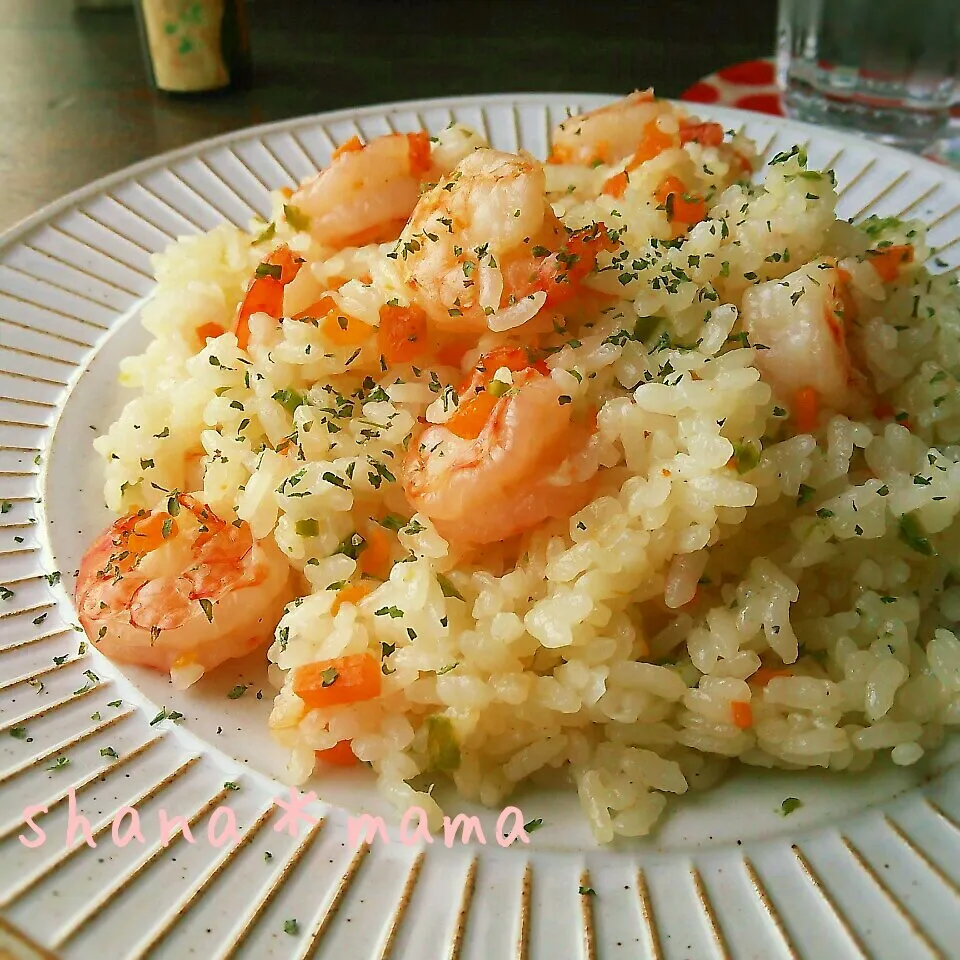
[93,102,960,842]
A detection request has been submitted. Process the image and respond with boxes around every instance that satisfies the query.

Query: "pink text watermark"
[18,787,532,850]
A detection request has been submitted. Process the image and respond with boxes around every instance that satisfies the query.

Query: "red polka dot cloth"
[681,58,960,168]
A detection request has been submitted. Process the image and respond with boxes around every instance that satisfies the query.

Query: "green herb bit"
[898,512,934,556]
[796,484,815,506]
[100,747,119,760]
[295,518,319,538]
[272,388,305,415]
[322,471,349,491]
[255,262,283,280]
[150,700,183,727]
[283,204,311,232]
[437,573,464,601]
[731,441,760,474]
[10,726,28,740]
[524,818,543,833]
[283,919,299,936]
[779,797,802,816]
[199,598,214,622]
[320,667,339,688]
[227,684,248,699]
[862,215,903,239]
[426,715,460,772]
[579,885,596,896]
[0,501,12,514]
[378,514,408,532]
[253,222,276,245]
[47,756,70,772]
[334,531,366,559]
[374,605,404,619]
[224,781,240,791]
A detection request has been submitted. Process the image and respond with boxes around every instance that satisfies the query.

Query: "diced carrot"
[678,120,725,147]
[435,339,473,368]
[748,666,791,687]
[270,245,304,285]
[378,303,429,364]
[358,523,392,579]
[280,187,294,198]
[236,277,283,350]
[602,170,629,198]
[478,346,532,376]
[331,582,372,615]
[196,321,225,342]
[130,512,177,555]
[293,653,381,709]
[332,135,364,161]
[832,268,859,325]
[235,244,303,350]
[322,310,375,347]
[532,222,617,307]
[445,390,500,440]
[315,740,359,766]
[867,244,913,283]
[407,131,433,175]
[293,296,336,320]
[793,386,820,434]
[655,176,707,227]
[627,119,677,167]
[731,700,753,729]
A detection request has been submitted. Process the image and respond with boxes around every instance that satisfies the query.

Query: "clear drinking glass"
[777,0,959,150]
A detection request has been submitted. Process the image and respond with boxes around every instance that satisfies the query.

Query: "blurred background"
[0,0,777,232]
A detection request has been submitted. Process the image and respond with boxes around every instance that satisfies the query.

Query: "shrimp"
[550,91,731,169]
[289,132,437,249]
[549,90,665,165]
[76,495,293,682]
[398,148,616,334]
[402,349,598,544]
[742,259,872,421]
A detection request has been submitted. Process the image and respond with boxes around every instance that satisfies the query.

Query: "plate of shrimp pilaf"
[3,93,960,958]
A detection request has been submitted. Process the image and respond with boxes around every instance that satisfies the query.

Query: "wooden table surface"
[0,0,777,235]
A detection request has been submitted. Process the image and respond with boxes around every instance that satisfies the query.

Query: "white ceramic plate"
[1,94,960,960]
